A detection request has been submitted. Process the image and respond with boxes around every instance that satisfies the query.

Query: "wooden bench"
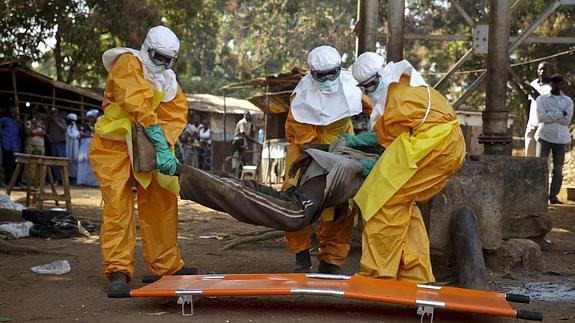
[6,153,72,211]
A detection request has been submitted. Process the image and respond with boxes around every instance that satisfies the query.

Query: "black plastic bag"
[22,209,79,239]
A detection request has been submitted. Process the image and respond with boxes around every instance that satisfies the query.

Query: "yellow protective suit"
[89,53,188,281]
[355,75,465,282]
[283,96,371,267]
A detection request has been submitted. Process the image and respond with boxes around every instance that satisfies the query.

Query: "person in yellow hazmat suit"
[284,45,370,274]
[345,52,466,283]
[89,26,195,296]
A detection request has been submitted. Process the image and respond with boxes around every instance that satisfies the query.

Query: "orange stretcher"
[122,273,542,321]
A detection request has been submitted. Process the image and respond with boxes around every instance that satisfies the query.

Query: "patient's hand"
[289,152,312,178]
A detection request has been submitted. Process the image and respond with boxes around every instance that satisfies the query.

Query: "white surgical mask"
[367,81,383,104]
[316,77,340,94]
[144,58,166,75]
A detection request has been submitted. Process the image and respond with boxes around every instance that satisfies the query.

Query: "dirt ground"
[0,186,574,322]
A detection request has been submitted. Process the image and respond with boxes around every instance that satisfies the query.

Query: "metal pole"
[356,0,378,55]
[508,0,561,53]
[479,0,512,155]
[453,72,487,109]
[387,0,405,62]
[452,0,570,108]
[451,0,476,27]
[434,48,474,90]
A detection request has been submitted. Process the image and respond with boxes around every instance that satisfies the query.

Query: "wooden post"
[80,96,85,117]
[52,86,56,109]
[223,92,227,144]
[11,69,20,116]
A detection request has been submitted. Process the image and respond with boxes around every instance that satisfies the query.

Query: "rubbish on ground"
[198,233,228,240]
[30,260,71,275]
[0,221,34,239]
[80,220,96,233]
[23,210,79,239]
[77,221,91,237]
[0,194,26,211]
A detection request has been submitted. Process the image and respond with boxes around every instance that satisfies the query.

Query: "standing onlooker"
[525,62,553,157]
[46,107,67,182]
[197,119,213,171]
[23,104,46,183]
[76,109,98,186]
[65,113,80,181]
[180,114,201,167]
[230,111,256,165]
[535,74,574,204]
[24,104,46,156]
[0,106,23,186]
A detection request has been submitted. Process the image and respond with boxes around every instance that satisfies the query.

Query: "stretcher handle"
[505,293,530,304]
[515,310,543,321]
[107,288,132,298]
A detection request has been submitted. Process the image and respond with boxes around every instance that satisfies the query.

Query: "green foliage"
[403,0,575,131]
[0,0,358,94]
[215,0,357,93]
[1,0,573,135]
[0,0,160,86]
[0,0,56,66]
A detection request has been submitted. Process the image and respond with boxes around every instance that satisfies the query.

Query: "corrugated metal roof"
[0,61,103,102]
[186,94,262,114]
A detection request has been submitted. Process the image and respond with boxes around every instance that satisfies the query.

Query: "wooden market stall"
[0,62,102,117]
[186,93,263,170]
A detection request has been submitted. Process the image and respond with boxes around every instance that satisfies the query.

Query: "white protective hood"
[101,26,179,102]
[102,48,177,102]
[369,60,429,128]
[290,70,363,126]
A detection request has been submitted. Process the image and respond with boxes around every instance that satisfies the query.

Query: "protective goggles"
[357,73,380,93]
[147,48,178,69]
[311,66,342,82]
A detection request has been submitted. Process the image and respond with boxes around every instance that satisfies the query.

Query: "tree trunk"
[54,9,64,82]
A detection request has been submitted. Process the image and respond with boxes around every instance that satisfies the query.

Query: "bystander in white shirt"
[535,92,573,144]
[527,79,552,129]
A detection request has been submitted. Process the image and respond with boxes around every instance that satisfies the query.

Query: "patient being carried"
[177,141,380,231]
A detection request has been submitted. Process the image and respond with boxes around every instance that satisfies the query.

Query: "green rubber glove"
[359,159,377,177]
[143,124,179,176]
[340,132,379,148]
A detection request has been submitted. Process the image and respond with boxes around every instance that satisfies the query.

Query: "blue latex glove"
[340,132,379,148]
[143,124,179,176]
[359,159,377,177]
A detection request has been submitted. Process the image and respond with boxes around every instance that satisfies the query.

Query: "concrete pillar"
[479,0,512,155]
[356,0,378,55]
[387,0,405,62]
